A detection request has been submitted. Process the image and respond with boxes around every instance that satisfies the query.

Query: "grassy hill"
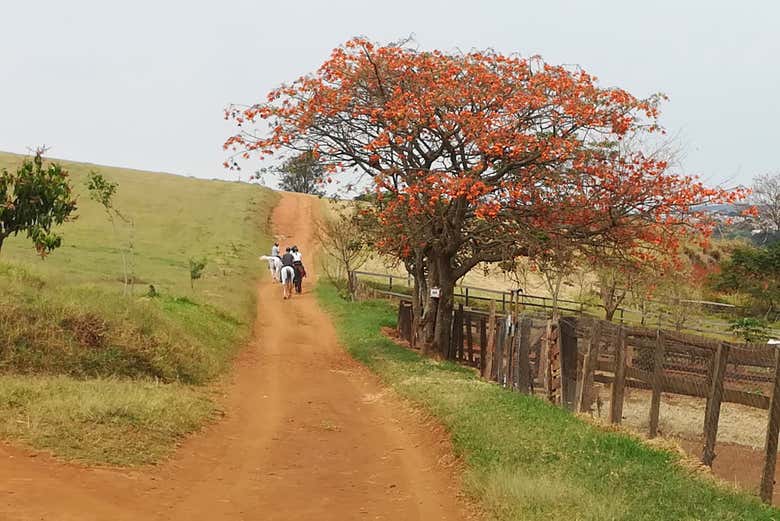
[0,152,277,464]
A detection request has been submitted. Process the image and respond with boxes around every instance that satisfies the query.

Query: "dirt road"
[0,192,471,520]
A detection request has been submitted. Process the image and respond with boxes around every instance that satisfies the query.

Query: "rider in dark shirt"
[281,248,294,267]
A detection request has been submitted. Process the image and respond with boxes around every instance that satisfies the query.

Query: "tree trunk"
[347,268,358,301]
[121,250,129,296]
[421,258,439,354]
[0,235,4,255]
[433,256,456,358]
[410,256,427,348]
[550,273,563,321]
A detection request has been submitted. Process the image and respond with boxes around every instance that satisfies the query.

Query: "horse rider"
[279,247,296,299]
[271,241,280,258]
[291,246,305,294]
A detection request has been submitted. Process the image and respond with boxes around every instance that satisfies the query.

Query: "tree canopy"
[714,242,780,316]
[0,151,78,256]
[275,151,327,196]
[225,38,744,354]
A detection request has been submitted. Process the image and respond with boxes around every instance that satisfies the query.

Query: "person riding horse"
[291,246,305,294]
[279,247,296,299]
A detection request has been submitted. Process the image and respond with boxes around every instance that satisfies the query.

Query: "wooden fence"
[395,299,780,504]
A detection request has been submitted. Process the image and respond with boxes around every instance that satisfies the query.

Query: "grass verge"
[0,375,213,465]
[316,282,779,521]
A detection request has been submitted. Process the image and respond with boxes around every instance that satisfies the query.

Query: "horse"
[280,265,295,299]
[259,255,282,282]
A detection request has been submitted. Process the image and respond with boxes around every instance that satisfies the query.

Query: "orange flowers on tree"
[225,38,744,356]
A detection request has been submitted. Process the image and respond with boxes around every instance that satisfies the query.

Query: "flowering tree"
[225,38,743,355]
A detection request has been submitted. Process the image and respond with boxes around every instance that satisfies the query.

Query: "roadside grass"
[0,151,276,464]
[0,276,242,383]
[316,283,779,521]
[0,375,213,465]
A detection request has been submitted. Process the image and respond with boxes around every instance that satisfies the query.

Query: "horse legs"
[266,259,274,281]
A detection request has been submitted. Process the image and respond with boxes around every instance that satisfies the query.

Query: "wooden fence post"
[465,311,474,365]
[410,301,419,348]
[484,301,496,379]
[648,329,666,438]
[517,317,532,394]
[702,342,730,467]
[479,317,487,376]
[450,305,458,360]
[760,348,780,503]
[559,317,578,411]
[493,319,505,383]
[609,326,627,424]
[577,320,602,413]
[457,304,465,361]
[396,300,404,337]
[509,319,519,390]
[542,319,554,402]
[402,303,413,342]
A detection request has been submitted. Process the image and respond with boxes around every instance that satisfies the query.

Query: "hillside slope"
[0,151,277,463]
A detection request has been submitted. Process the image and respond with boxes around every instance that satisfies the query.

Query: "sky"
[2,0,778,191]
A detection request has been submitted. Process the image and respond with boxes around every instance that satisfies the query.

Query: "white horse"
[280,265,295,299]
[259,255,282,282]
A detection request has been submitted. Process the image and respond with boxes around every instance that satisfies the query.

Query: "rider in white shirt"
[291,246,304,293]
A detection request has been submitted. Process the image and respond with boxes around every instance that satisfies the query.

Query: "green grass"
[0,151,274,321]
[0,375,213,465]
[0,151,277,464]
[316,282,780,521]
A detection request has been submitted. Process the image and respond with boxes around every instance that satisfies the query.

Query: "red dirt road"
[0,193,472,520]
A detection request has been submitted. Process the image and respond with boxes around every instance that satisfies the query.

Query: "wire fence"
[353,270,780,339]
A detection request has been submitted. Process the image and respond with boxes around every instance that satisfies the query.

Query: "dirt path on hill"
[0,192,472,521]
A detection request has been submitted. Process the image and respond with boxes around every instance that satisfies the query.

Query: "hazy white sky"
[2,0,778,189]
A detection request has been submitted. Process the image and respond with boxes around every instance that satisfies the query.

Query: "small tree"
[261,151,326,195]
[189,258,207,289]
[533,239,578,319]
[0,150,77,256]
[752,172,780,232]
[589,258,653,322]
[730,317,771,343]
[86,171,136,295]
[316,207,371,299]
[714,242,780,317]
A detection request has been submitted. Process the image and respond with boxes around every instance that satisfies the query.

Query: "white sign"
[430,287,441,298]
